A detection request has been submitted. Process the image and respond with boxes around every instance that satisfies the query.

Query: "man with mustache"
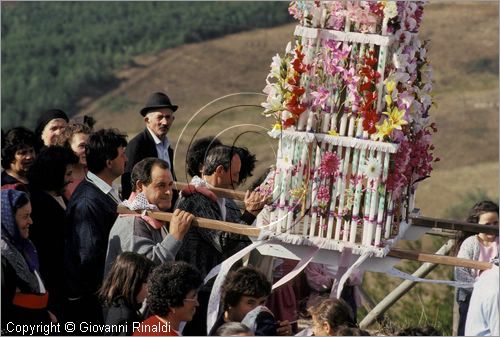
[104,157,193,276]
[121,92,178,201]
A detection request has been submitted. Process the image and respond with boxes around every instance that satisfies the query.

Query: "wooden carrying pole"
[173,182,499,235]
[117,206,492,271]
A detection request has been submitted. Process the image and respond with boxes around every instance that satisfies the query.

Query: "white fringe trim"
[259,230,390,258]
[268,129,399,153]
[294,26,393,46]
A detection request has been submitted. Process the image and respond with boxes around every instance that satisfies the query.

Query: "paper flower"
[383,106,408,130]
[373,119,395,141]
[362,108,380,135]
[364,158,382,181]
[310,87,330,111]
[318,151,340,178]
[317,185,331,207]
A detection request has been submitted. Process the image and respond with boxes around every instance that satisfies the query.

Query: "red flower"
[283,118,296,128]
[287,73,300,86]
[362,108,380,134]
[290,85,305,96]
[287,103,307,116]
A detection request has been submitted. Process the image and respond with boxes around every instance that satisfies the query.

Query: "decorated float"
[118,0,497,333]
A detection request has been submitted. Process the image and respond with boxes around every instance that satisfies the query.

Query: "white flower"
[261,94,283,114]
[364,158,382,181]
[393,52,409,70]
[383,1,398,19]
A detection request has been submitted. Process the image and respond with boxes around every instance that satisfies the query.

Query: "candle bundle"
[260,0,437,253]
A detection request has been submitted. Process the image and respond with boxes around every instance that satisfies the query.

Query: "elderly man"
[64,128,128,326]
[104,157,193,276]
[175,144,266,336]
[121,92,178,200]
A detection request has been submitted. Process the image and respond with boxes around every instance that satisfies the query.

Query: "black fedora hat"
[140,92,178,116]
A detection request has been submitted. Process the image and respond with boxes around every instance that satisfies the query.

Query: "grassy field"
[76,2,498,334]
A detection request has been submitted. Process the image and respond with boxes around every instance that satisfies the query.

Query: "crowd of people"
[1,91,498,336]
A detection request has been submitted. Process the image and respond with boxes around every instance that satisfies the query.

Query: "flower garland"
[262,41,308,129]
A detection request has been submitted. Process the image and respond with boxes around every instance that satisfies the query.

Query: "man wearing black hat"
[121,92,178,200]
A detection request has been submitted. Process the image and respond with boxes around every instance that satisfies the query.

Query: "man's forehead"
[151,165,172,179]
[147,108,174,116]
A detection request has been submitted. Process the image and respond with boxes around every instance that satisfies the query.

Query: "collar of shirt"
[147,127,169,148]
[147,127,171,167]
[87,171,120,202]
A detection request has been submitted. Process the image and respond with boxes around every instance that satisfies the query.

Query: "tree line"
[1,1,291,129]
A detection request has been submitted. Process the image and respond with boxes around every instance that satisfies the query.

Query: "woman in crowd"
[454,200,499,336]
[34,108,68,151]
[26,146,79,318]
[99,252,155,336]
[1,127,37,187]
[210,266,291,336]
[1,189,53,330]
[54,122,92,199]
[133,261,202,336]
[309,297,357,336]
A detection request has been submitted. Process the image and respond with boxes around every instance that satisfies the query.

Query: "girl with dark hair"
[1,127,37,187]
[1,189,54,330]
[133,261,202,336]
[454,200,499,336]
[209,266,291,336]
[99,252,155,336]
[309,297,357,336]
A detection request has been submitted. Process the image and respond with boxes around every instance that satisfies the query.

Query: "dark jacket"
[1,248,50,331]
[27,186,66,317]
[1,170,22,186]
[64,178,119,299]
[121,128,176,200]
[102,297,142,336]
[175,193,254,280]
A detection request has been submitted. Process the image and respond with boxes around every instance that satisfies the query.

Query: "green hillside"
[1,1,291,129]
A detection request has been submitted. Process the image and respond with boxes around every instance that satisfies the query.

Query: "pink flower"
[310,87,330,111]
[318,151,340,178]
[317,185,331,206]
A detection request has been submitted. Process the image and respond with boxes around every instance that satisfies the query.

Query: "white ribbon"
[386,267,475,288]
[272,241,325,290]
[206,238,270,335]
[334,250,373,299]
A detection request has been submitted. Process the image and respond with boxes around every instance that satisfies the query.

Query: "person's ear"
[105,159,113,169]
[135,180,144,193]
[215,165,225,175]
[144,115,150,124]
[325,321,334,336]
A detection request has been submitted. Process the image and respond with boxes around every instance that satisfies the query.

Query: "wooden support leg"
[359,239,456,329]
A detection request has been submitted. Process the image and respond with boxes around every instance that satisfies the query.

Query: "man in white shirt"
[64,128,128,327]
[122,91,178,200]
[465,262,499,336]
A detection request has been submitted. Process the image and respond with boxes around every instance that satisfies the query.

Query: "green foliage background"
[1,1,291,129]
